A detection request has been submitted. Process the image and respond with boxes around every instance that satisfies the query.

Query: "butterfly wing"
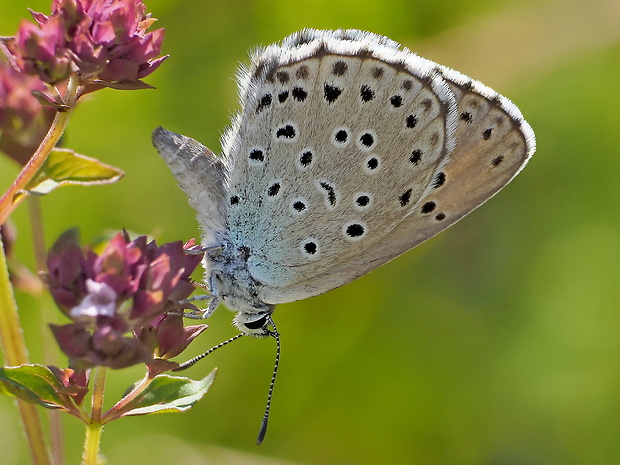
[164,29,535,306]
[221,30,464,302]
[259,64,536,303]
[152,127,230,247]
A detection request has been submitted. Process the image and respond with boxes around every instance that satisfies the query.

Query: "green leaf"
[118,370,216,418]
[0,364,75,411]
[25,148,124,195]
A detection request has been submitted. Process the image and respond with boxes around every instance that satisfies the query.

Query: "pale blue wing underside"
[220,30,534,304]
[154,29,535,306]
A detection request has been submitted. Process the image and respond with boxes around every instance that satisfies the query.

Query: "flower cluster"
[2,0,166,88]
[0,58,54,164]
[45,230,206,372]
[48,365,90,405]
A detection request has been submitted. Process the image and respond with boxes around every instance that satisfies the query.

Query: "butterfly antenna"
[173,333,244,371]
[256,318,280,445]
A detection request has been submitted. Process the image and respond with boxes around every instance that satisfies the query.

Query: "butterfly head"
[232,308,275,337]
[207,263,275,337]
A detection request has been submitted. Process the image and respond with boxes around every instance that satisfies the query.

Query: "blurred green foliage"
[1,0,619,464]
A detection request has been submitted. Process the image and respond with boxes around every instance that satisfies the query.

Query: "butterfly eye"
[244,315,268,330]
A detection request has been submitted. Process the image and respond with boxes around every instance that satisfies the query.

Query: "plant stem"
[83,366,107,465]
[30,198,65,465]
[28,197,47,276]
[82,423,103,465]
[0,236,52,465]
[91,366,106,424]
[0,240,29,365]
[0,74,80,226]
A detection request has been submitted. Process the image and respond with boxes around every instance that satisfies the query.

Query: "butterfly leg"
[200,295,220,319]
[184,244,225,256]
[176,294,220,319]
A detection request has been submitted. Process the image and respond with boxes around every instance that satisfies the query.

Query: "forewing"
[221,30,457,302]
[220,29,535,305]
[259,62,535,304]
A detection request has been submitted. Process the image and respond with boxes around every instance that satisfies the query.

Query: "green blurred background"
[2,0,620,464]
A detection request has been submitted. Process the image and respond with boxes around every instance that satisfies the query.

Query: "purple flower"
[45,230,205,370]
[137,313,208,377]
[153,314,208,359]
[3,0,167,88]
[46,229,96,313]
[48,366,90,405]
[0,58,55,164]
[4,15,74,84]
[69,280,117,322]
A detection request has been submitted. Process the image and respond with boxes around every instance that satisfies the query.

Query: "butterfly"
[152,28,535,442]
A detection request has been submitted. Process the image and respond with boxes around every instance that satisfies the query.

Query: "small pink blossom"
[45,230,205,370]
[3,0,167,88]
[48,366,90,405]
[69,280,117,323]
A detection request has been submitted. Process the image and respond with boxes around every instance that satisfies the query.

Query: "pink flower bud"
[3,0,167,88]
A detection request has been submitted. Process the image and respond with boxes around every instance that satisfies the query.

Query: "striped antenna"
[256,319,280,445]
[173,333,244,371]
